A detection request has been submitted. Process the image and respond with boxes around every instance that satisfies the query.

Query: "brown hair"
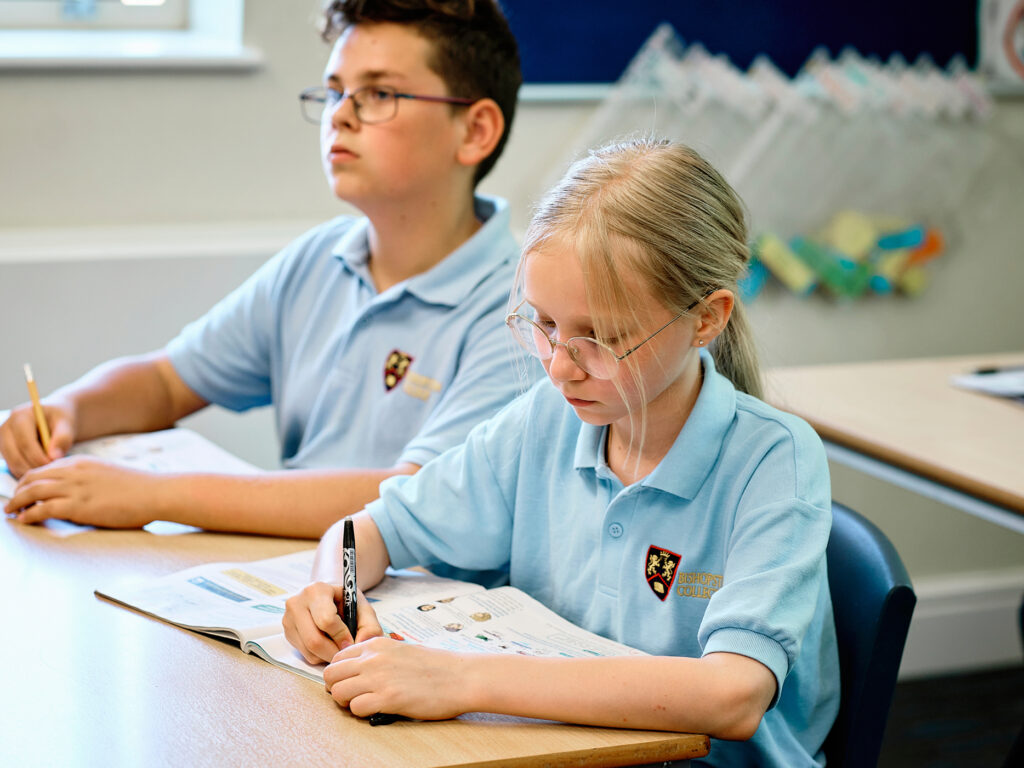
[321,0,520,185]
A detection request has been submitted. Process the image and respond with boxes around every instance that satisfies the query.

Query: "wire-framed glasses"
[299,84,476,125]
[505,295,705,380]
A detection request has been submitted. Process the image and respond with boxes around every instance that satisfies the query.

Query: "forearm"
[51,352,204,439]
[463,653,773,740]
[153,464,417,539]
[313,511,392,586]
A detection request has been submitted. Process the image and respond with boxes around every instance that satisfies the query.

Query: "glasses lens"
[300,90,322,124]
[566,338,618,380]
[353,86,397,125]
[508,316,552,360]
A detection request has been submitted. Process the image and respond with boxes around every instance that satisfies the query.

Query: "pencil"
[23,363,52,454]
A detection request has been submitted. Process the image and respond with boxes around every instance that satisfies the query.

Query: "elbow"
[696,652,776,741]
[706,681,773,741]
[711,706,765,742]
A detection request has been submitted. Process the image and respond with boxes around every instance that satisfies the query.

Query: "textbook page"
[1,427,256,501]
[96,550,490,681]
[376,587,648,659]
[69,428,260,475]
[0,463,14,499]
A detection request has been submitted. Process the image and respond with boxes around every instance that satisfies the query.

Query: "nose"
[328,92,359,130]
[546,340,585,383]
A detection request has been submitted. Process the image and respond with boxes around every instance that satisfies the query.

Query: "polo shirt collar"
[331,196,514,306]
[571,349,737,500]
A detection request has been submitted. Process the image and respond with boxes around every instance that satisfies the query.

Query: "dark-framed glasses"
[299,84,476,125]
[505,295,707,380]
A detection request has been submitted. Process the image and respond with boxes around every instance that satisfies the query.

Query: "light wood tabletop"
[0,518,709,768]
[764,352,1024,515]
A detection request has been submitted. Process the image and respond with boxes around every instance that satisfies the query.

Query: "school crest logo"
[384,349,414,391]
[645,545,681,601]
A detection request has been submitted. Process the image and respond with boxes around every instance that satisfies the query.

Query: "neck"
[606,353,704,485]
[361,187,482,294]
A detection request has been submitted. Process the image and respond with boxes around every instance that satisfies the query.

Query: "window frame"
[0,0,261,70]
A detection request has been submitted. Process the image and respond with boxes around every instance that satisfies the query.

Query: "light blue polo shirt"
[368,351,839,767]
[166,195,532,471]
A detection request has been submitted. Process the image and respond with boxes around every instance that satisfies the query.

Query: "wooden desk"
[0,519,709,767]
[765,352,1024,533]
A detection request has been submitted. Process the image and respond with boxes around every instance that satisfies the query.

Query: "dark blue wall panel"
[501,1,978,83]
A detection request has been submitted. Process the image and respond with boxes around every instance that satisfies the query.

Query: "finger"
[348,692,391,719]
[324,659,377,711]
[7,476,62,513]
[13,498,62,525]
[281,610,325,667]
[284,586,346,663]
[3,412,51,476]
[353,590,384,643]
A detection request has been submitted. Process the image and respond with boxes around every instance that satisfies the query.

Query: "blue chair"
[1000,597,1024,768]
[824,502,916,768]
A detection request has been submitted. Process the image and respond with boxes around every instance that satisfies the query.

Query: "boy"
[2,0,527,539]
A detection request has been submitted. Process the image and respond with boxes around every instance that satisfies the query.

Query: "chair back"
[824,502,916,768]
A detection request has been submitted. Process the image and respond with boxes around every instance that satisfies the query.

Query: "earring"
[697,339,705,347]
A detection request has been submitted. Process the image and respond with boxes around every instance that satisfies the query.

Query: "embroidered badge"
[645,545,681,601]
[384,349,414,391]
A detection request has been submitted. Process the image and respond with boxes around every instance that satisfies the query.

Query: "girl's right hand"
[283,583,383,665]
[0,401,75,477]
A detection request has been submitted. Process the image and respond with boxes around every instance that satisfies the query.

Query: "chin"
[571,406,615,426]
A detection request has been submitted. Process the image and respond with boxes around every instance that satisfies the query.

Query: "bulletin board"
[502,0,979,84]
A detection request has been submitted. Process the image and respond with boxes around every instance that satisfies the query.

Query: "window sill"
[0,220,320,264]
[0,29,263,71]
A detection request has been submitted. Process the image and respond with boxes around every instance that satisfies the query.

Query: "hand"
[325,637,471,721]
[283,584,383,665]
[5,456,160,528]
[0,401,75,477]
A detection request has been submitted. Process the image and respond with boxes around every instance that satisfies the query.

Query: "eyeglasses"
[505,295,706,380]
[299,84,476,125]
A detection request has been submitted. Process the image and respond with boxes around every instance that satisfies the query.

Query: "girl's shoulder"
[731,390,827,466]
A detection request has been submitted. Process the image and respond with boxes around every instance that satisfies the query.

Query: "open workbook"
[96,549,645,683]
[0,427,258,500]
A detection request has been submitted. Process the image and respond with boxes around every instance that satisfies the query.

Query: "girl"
[283,138,839,766]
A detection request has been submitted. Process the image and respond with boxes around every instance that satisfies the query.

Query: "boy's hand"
[325,638,470,721]
[4,456,158,528]
[283,584,383,665]
[0,401,75,477]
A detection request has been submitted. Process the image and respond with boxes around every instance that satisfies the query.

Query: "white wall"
[1,0,1022,673]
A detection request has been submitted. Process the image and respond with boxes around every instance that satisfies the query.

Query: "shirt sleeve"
[368,392,530,574]
[397,296,541,468]
[165,247,288,412]
[697,419,833,707]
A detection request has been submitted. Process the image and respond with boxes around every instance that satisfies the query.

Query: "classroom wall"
[1,0,1022,674]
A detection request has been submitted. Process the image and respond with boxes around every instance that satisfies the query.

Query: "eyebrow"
[325,70,406,88]
[523,300,594,331]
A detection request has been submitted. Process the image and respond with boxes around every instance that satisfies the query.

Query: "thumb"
[353,589,384,643]
[47,418,73,460]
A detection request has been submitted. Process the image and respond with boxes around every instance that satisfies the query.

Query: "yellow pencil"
[23,363,52,454]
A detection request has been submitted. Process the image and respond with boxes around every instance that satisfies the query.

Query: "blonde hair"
[514,137,761,452]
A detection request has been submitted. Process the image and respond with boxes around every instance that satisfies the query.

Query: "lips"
[328,145,357,163]
[565,396,596,407]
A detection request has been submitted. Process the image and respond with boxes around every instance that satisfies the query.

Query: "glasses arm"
[394,93,477,106]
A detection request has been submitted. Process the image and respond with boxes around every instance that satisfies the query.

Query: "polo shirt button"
[608,522,624,538]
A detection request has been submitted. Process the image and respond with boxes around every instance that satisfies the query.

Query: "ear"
[454,97,505,171]
[693,289,734,347]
